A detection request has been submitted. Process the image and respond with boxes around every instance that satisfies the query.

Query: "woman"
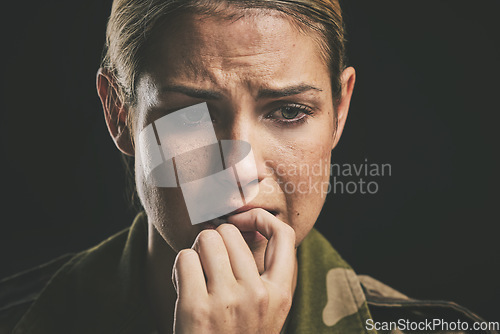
[99,0,358,331]
[3,0,492,333]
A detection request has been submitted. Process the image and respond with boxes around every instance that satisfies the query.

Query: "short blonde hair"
[101,0,347,106]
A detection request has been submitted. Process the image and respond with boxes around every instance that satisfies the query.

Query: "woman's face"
[133,11,346,255]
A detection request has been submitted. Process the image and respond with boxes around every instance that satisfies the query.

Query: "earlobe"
[96,68,135,156]
[331,67,356,151]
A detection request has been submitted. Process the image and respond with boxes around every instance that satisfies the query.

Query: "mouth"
[204,206,278,243]
[211,207,278,226]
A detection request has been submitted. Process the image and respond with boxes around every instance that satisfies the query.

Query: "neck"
[146,224,177,334]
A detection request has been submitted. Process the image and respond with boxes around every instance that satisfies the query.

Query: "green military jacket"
[0,212,492,333]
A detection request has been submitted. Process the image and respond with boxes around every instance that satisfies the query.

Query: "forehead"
[143,9,328,83]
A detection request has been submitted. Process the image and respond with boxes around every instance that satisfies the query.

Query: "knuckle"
[175,249,197,267]
[195,229,220,246]
[178,301,210,322]
[254,207,267,215]
[216,223,239,235]
[198,229,219,239]
[254,288,270,317]
[192,303,210,318]
[254,208,266,220]
[177,248,197,260]
[276,288,293,310]
[254,215,266,230]
[252,284,269,303]
[282,223,296,240]
[173,249,198,286]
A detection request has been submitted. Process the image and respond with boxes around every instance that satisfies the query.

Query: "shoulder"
[358,275,496,334]
[0,227,131,334]
[0,254,74,334]
[301,229,496,333]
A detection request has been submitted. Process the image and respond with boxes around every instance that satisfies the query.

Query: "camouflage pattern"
[0,212,494,333]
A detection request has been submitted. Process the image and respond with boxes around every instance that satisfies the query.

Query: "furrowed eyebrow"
[160,83,322,100]
[257,84,323,99]
[160,85,223,100]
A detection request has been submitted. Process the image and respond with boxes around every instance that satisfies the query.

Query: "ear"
[331,66,356,150]
[96,68,134,156]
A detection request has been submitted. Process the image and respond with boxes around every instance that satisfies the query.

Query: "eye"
[281,106,301,119]
[178,106,211,127]
[184,108,205,123]
[267,104,314,125]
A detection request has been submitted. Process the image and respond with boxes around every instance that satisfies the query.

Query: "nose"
[219,140,257,199]
[216,110,268,203]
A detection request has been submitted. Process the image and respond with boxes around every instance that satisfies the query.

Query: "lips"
[199,218,267,244]
[209,206,277,226]
[203,206,277,244]
[230,205,278,216]
[200,205,275,242]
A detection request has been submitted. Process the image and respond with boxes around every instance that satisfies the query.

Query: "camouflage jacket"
[0,212,494,334]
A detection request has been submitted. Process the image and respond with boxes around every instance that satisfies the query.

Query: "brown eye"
[266,103,314,126]
[281,106,300,119]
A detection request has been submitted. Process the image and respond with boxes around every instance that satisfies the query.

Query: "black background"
[1,0,499,322]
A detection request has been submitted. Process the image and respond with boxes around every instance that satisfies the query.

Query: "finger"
[216,223,260,282]
[192,229,236,292]
[173,249,207,300]
[226,209,296,286]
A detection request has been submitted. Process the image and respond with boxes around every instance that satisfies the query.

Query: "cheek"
[265,124,333,242]
[134,144,198,250]
[279,142,332,204]
[274,117,334,190]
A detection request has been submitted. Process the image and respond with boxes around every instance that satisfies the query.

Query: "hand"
[172,208,296,334]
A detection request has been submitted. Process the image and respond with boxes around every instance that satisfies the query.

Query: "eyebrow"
[161,85,223,100]
[160,83,323,100]
[257,84,323,99]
